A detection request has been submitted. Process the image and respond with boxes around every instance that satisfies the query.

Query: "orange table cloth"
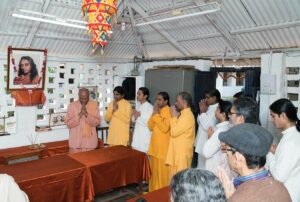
[69,145,151,194]
[127,186,170,202]
[0,139,104,164]
[0,154,94,202]
[41,139,104,158]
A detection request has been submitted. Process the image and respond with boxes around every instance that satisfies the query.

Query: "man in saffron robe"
[65,88,100,152]
[166,92,195,177]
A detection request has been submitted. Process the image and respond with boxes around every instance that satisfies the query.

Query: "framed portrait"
[79,86,99,101]
[49,112,67,127]
[7,46,47,90]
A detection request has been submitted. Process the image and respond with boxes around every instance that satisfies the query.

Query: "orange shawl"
[83,101,98,137]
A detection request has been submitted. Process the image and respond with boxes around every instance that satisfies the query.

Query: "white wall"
[139,59,213,76]
[286,52,300,119]
[260,52,300,143]
[0,52,133,149]
[286,53,300,67]
[260,53,285,143]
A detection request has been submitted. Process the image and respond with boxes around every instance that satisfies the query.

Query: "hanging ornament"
[82,0,117,52]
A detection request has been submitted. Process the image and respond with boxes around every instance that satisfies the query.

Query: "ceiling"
[0,0,300,62]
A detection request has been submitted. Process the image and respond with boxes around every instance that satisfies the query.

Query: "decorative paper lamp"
[82,0,117,53]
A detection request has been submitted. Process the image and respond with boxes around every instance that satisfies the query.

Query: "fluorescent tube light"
[12,13,88,30]
[18,9,88,25]
[136,2,220,27]
[19,9,56,18]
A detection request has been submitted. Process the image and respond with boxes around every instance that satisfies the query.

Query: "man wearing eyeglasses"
[229,97,259,126]
[216,123,291,202]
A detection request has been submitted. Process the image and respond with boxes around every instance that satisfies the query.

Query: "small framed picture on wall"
[7,46,47,90]
[49,112,67,127]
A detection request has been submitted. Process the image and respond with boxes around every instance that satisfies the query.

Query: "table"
[0,139,104,164]
[41,139,104,158]
[0,145,44,165]
[69,145,151,194]
[0,154,94,202]
[127,187,170,202]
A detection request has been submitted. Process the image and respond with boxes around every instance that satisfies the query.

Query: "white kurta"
[266,126,300,202]
[195,103,218,168]
[0,174,29,202]
[131,101,153,153]
[202,121,231,175]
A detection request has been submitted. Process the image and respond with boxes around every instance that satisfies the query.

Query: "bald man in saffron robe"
[65,88,100,152]
[166,92,195,177]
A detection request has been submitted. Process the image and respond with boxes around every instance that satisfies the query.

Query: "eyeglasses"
[228,111,241,116]
[221,147,237,154]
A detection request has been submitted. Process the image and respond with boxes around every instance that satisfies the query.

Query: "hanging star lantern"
[82,0,117,52]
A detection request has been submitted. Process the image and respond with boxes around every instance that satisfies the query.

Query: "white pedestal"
[16,106,37,138]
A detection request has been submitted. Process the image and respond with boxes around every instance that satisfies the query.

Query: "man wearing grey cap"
[216,123,291,202]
